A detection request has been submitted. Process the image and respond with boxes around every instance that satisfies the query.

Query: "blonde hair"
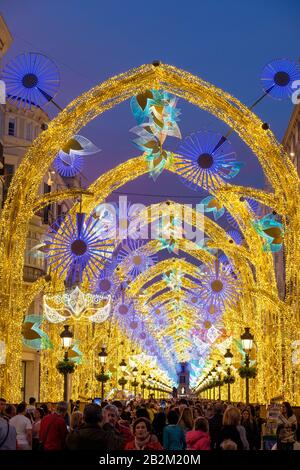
[221,439,238,450]
[71,410,83,431]
[222,407,241,427]
[178,407,194,430]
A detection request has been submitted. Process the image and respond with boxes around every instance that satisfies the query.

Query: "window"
[26,122,32,141]
[8,118,16,136]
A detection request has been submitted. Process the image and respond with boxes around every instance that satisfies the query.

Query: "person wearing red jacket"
[39,402,68,451]
[125,417,163,450]
[186,417,211,451]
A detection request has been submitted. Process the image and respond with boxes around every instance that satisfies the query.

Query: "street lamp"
[241,327,254,404]
[98,346,108,400]
[132,367,139,397]
[60,325,73,358]
[60,325,73,402]
[141,370,146,399]
[118,359,127,393]
[207,372,212,400]
[119,358,127,373]
[211,368,217,400]
[216,360,222,400]
[224,348,233,402]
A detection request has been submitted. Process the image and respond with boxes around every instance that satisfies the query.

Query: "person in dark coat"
[208,403,223,449]
[152,411,166,446]
[66,404,123,451]
[241,409,257,450]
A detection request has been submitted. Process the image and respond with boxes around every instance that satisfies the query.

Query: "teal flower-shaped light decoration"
[252,213,283,252]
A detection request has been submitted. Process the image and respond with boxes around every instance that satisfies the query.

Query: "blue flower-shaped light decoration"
[227,229,243,245]
[117,239,157,279]
[53,154,84,177]
[45,212,113,283]
[53,135,100,177]
[176,131,243,191]
[3,52,60,109]
[261,58,300,100]
[198,260,241,313]
[91,263,120,300]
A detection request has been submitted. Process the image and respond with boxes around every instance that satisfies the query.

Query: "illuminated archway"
[0,63,298,402]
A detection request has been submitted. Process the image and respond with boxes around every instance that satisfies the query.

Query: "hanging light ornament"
[53,135,100,177]
[261,58,300,100]
[43,286,111,323]
[198,260,241,312]
[45,212,113,283]
[3,52,60,109]
[117,239,157,279]
[200,195,225,220]
[176,130,243,191]
[252,212,283,252]
[22,315,53,350]
[130,89,181,180]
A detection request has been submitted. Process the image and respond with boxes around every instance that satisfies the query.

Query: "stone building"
[0,14,80,400]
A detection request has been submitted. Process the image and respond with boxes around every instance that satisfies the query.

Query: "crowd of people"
[0,396,299,451]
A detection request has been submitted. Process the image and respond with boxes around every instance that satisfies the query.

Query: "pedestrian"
[152,411,166,446]
[70,410,83,432]
[32,407,44,450]
[163,410,185,450]
[178,407,194,435]
[276,402,297,450]
[0,398,6,418]
[186,417,211,450]
[39,401,68,450]
[102,404,133,447]
[218,406,249,450]
[66,404,123,450]
[10,402,32,450]
[208,403,223,449]
[0,416,17,450]
[3,404,16,421]
[241,408,257,450]
[125,417,163,450]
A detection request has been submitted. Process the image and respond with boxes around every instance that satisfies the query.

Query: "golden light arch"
[0,62,299,402]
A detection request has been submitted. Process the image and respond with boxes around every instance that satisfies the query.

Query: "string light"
[0,63,298,403]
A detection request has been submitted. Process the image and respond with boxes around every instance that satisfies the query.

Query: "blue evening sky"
[1,0,299,202]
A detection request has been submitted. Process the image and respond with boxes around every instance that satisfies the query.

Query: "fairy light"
[0,63,298,403]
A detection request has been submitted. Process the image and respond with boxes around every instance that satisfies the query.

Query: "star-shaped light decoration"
[252,213,283,252]
[162,267,184,291]
[206,325,221,343]
[22,315,53,350]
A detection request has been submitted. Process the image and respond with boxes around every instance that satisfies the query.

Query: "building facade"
[0,14,81,401]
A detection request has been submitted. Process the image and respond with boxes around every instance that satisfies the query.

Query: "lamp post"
[98,346,108,400]
[216,360,222,400]
[118,358,127,393]
[141,370,146,399]
[132,366,138,397]
[60,325,73,402]
[241,327,254,404]
[211,368,217,400]
[224,348,233,402]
